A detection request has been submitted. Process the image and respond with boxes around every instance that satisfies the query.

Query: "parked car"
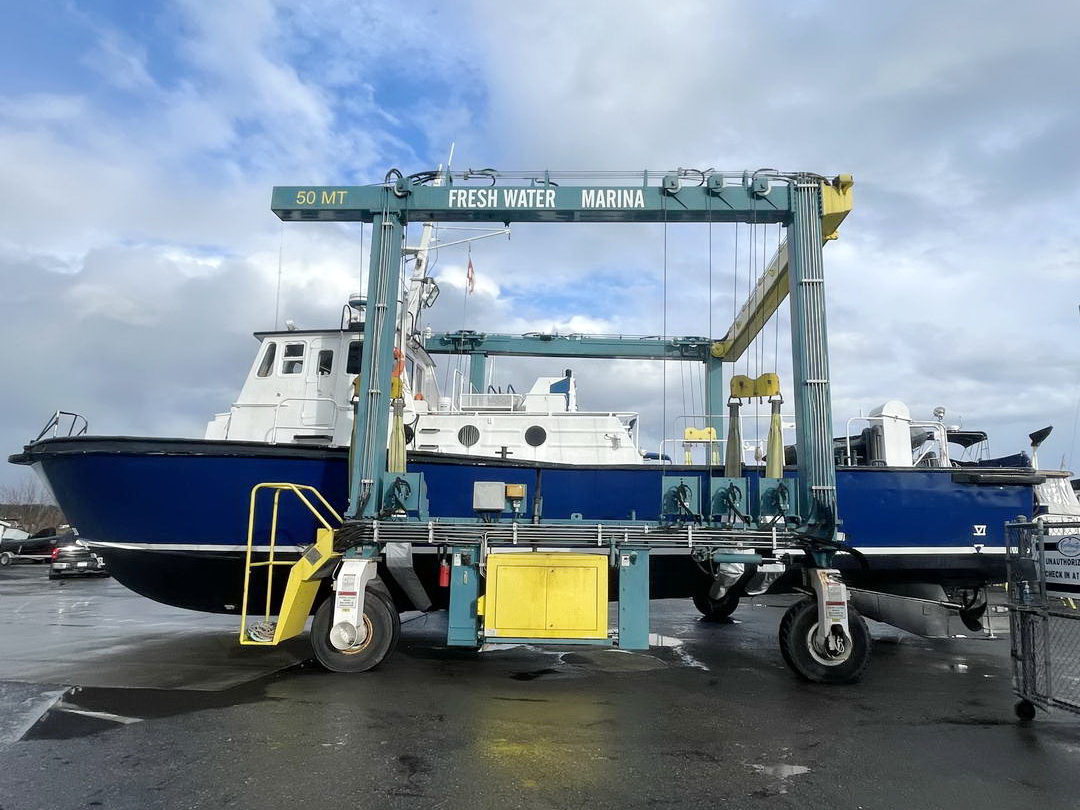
[49,537,108,579]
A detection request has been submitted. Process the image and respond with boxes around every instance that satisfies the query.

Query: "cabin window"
[317,349,334,376]
[346,340,363,374]
[458,425,480,448]
[282,342,305,375]
[257,343,277,377]
[525,426,547,447]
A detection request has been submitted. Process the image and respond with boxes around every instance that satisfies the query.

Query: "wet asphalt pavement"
[1,565,1078,810]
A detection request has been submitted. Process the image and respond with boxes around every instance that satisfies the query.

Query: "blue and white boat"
[9,215,1073,631]
[10,300,1062,629]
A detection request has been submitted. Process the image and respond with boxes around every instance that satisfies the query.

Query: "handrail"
[267,397,345,443]
[239,483,343,644]
[667,412,795,466]
[843,415,952,467]
[33,410,88,442]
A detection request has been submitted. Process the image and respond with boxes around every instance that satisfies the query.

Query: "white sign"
[1043,535,1080,598]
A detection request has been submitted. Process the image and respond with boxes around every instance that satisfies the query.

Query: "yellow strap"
[765,399,784,479]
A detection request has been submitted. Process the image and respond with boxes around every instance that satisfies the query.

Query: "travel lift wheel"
[778,597,871,685]
[693,589,741,622]
[310,586,400,673]
[693,566,759,622]
[1015,699,1037,721]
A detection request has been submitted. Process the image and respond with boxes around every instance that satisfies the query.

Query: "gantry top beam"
[423,331,714,361]
[272,170,851,225]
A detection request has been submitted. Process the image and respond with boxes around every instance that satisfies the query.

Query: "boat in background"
[0,521,61,566]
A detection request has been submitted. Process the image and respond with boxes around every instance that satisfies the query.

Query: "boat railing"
[268,397,348,444]
[459,392,525,411]
[33,410,88,442]
[664,412,796,466]
[843,416,951,467]
[448,369,475,411]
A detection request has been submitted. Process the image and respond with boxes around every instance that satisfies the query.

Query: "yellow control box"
[484,553,608,639]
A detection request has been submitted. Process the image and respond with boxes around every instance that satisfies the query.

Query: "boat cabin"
[206,321,642,465]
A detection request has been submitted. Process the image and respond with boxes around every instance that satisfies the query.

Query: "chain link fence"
[1006,518,1080,719]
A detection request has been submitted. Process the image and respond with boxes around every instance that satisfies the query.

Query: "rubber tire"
[311,589,399,673]
[1015,699,1037,721]
[693,590,741,622]
[778,597,871,684]
[367,587,402,651]
[0,552,12,567]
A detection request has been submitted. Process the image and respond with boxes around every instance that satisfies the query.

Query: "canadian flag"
[466,256,475,295]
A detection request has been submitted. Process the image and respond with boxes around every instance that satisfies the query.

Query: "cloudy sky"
[2,0,1079,489]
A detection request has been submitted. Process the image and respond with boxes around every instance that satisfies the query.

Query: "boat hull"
[11,436,1035,613]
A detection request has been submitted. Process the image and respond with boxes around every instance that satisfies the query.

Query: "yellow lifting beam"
[239,483,343,646]
[712,175,853,363]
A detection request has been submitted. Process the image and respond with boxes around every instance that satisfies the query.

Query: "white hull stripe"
[854,546,1005,555]
[87,541,1006,556]
[89,541,305,553]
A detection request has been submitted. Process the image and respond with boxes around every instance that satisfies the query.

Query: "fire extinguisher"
[438,555,450,588]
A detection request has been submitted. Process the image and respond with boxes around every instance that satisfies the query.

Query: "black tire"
[778,597,871,684]
[311,589,399,673]
[368,586,401,650]
[0,552,12,567]
[693,590,740,622]
[1015,699,1037,721]
[47,572,60,580]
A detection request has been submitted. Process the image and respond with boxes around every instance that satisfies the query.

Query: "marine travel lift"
[250,169,861,683]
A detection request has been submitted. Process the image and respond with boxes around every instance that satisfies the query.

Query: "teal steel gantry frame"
[422,330,719,411]
[271,169,852,527]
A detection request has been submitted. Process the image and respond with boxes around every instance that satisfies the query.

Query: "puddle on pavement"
[748,762,812,795]
[487,634,708,678]
[0,683,68,744]
[562,649,668,672]
[510,668,560,681]
[752,763,811,778]
[20,676,281,741]
[928,659,973,674]
[648,633,709,670]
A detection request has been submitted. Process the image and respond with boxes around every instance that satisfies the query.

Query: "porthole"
[525,426,547,447]
[458,425,480,448]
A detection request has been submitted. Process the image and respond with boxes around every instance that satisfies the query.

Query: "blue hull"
[11,436,1036,613]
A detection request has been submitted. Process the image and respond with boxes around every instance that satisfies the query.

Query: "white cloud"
[3,0,1080,491]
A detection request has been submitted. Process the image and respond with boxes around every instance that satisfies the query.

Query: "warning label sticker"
[336,595,357,611]
[1042,536,1080,597]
